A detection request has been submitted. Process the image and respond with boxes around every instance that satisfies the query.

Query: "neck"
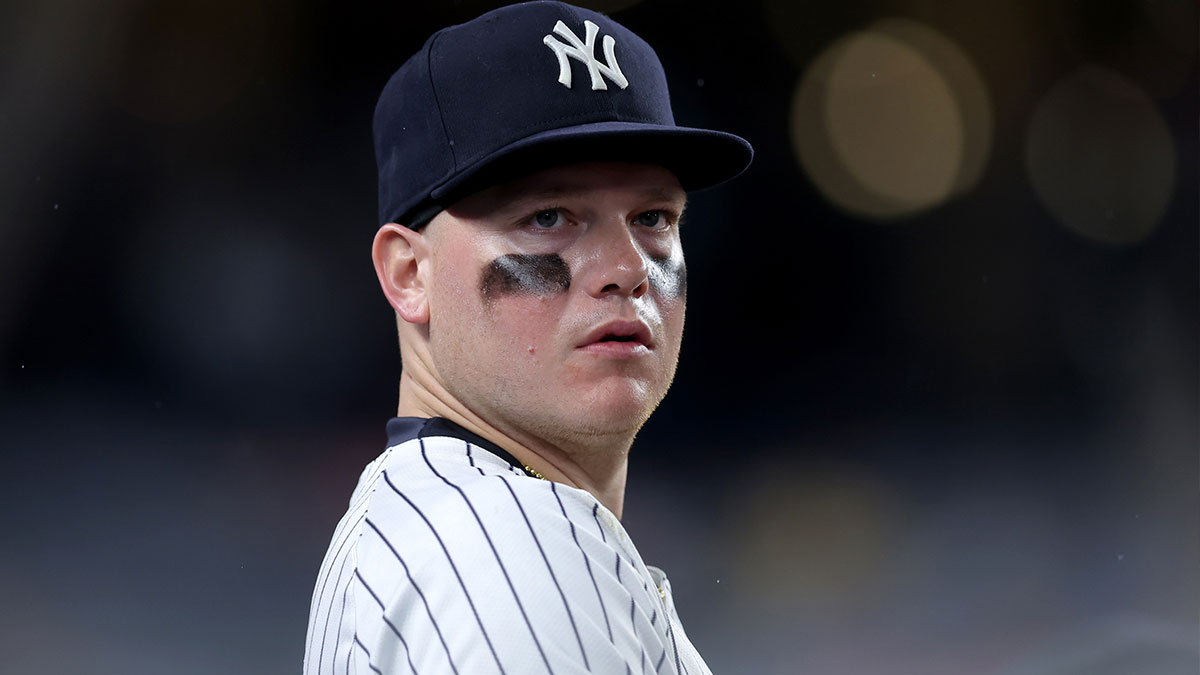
[397,369,631,518]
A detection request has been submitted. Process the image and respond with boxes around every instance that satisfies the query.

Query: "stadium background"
[1,0,1195,672]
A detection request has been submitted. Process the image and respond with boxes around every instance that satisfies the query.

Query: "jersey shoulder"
[357,433,621,572]
[349,435,677,674]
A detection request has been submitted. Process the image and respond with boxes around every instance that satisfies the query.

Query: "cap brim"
[428,121,753,207]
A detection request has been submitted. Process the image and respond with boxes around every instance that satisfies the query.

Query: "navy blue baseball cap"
[374,0,753,228]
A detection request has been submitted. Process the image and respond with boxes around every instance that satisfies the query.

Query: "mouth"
[577,320,655,351]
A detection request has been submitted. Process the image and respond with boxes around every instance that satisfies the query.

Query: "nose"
[580,219,650,300]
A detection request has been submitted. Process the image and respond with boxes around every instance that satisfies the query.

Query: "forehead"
[444,162,687,221]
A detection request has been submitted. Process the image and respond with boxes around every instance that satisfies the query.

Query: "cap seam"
[426,28,459,170]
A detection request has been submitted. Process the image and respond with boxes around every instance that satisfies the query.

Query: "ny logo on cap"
[543,19,629,91]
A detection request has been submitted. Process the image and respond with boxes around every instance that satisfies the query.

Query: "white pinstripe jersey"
[303,417,712,675]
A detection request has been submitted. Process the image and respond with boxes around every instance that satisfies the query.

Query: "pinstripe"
[309,512,366,660]
[334,574,352,675]
[305,581,318,663]
[591,504,607,543]
[596,516,646,601]
[464,443,485,476]
[630,589,656,675]
[654,573,683,675]
[342,450,391,523]
[355,570,419,675]
[353,634,387,675]
[380,467,511,675]
[363,518,461,675]
[323,509,365,569]
[498,477,590,669]
[589,502,646,583]
[463,442,525,478]
[318,550,355,669]
[307,525,346,653]
[417,445,552,675]
[324,505,369,577]
[666,621,681,675]
[634,577,670,669]
[306,432,714,675]
[633,590,643,667]
[551,482,613,643]
[590,506,641,577]
[353,450,390,497]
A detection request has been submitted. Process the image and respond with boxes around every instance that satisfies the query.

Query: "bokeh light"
[872,19,993,198]
[724,458,901,616]
[1026,66,1175,246]
[791,20,993,220]
[0,1,1195,673]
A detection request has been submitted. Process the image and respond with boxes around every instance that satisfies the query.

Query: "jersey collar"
[385,416,540,479]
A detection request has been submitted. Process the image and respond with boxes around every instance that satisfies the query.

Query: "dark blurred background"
[1,0,1195,673]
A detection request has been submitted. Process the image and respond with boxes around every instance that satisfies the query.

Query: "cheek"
[480,253,572,303]
[647,254,687,300]
[474,254,574,357]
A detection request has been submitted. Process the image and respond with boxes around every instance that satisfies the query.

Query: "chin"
[567,378,666,436]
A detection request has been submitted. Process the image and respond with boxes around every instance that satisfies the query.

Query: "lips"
[577,320,654,350]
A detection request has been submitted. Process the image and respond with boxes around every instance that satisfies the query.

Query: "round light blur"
[791,21,992,220]
[871,19,993,198]
[725,459,900,615]
[1026,66,1175,245]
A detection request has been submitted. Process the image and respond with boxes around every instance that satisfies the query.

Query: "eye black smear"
[648,255,687,299]
[480,254,572,301]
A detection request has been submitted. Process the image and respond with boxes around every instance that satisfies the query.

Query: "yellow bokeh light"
[826,32,963,206]
[791,20,993,221]
[1026,66,1175,246]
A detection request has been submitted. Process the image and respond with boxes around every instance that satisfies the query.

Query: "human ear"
[372,223,430,324]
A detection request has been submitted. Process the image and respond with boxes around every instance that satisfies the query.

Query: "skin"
[372,162,688,518]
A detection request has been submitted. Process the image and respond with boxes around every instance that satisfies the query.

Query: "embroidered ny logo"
[543,20,629,91]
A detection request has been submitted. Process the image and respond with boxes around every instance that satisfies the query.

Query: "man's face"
[421,162,688,447]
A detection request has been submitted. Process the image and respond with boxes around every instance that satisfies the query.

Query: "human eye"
[527,208,567,229]
[633,209,675,230]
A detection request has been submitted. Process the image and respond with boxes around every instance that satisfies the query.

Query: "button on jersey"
[304,431,712,675]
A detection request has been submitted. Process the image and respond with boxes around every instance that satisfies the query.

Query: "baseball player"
[303,2,752,673]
